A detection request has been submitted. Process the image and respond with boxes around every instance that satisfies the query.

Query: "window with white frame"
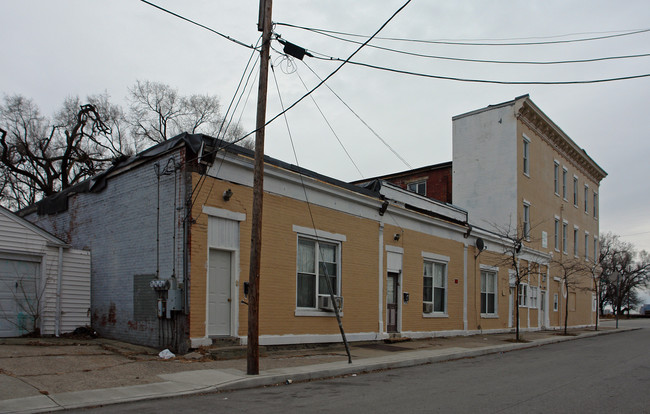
[562,222,568,254]
[296,237,340,309]
[573,227,579,256]
[553,162,559,195]
[553,293,559,311]
[423,260,447,314]
[593,192,598,218]
[523,202,530,239]
[562,168,568,199]
[592,294,597,312]
[480,269,497,316]
[523,136,530,175]
[573,176,578,206]
[407,180,426,196]
[584,185,589,213]
[584,233,589,260]
[554,218,560,251]
[529,286,539,309]
[594,236,598,262]
[518,283,529,307]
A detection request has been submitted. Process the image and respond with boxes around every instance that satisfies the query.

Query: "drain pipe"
[55,246,63,337]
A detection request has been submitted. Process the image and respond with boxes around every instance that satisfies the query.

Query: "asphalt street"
[66,319,650,414]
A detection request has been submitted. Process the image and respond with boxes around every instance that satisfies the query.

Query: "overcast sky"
[1,1,649,299]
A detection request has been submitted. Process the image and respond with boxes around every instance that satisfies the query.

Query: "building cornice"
[515,99,607,184]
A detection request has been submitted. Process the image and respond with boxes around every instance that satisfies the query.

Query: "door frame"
[385,248,403,334]
[206,247,237,338]
[386,271,400,333]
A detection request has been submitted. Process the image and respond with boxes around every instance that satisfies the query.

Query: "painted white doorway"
[207,249,232,337]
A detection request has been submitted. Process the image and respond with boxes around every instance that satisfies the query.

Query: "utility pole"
[247,0,273,376]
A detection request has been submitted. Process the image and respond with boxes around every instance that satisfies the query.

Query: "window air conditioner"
[318,295,343,311]
[423,303,433,313]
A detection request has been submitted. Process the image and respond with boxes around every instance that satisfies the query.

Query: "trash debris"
[286,379,293,384]
[351,374,357,377]
[158,349,175,359]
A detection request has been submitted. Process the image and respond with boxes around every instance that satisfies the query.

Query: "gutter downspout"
[55,246,63,337]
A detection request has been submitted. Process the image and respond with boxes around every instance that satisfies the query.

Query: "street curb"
[0,327,637,413]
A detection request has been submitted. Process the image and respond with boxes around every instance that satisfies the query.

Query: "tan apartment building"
[452,95,607,331]
[22,96,604,351]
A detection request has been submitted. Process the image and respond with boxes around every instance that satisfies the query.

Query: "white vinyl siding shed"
[0,206,90,337]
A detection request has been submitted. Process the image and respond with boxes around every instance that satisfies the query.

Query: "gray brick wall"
[25,151,188,350]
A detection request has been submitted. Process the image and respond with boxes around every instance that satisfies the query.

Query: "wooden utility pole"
[247,0,273,376]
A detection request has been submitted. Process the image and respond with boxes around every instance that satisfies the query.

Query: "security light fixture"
[223,189,233,201]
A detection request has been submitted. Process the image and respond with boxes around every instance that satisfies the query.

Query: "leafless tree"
[550,257,590,335]
[0,94,126,210]
[0,274,48,336]
[489,220,542,342]
[598,232,650,317]
[127,80,246,145]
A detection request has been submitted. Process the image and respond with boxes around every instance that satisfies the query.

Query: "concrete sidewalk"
[0,326,633,413]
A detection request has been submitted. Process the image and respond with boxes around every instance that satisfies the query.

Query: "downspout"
[55,246,63,337]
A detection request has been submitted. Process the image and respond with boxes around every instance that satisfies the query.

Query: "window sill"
[480,314,499,319]
[294,309,343,317]
[523,172,530,178]
[423,312,448,318]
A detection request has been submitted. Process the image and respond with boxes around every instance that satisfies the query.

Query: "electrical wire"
[301,60,411,169]
[288,61,364,178]
[298,61,413,169]
[140,0,258,50]
[231,0,413,146]
[288,30,650,66]
[275,22,650,46]
[310,54,650,85]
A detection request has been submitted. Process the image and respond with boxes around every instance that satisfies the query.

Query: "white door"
[0,258,40,337]
[207,249,232,336]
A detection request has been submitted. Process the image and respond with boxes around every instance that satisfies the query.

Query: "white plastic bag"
[159,349,175,359]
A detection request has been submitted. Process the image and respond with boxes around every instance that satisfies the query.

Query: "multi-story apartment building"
[453,95,607,327]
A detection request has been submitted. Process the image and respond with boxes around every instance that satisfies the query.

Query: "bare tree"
[0,94,126,210]
[128,80,245,144]
[489,220,541,342]
[0,274,48,336]
[550,257,590,335]
[598,232,650,317]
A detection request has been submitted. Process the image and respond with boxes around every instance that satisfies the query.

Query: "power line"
[300,60,411,169]
[275,22,650,46]
[293,30,650,66]
[140,0,257,50]
[311,54,650,85]
[289,62,364,178]
[231,0,413,146]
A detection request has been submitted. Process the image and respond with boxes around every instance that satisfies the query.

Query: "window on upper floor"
[573,227,579,257]
[562,168,568,199]
[594,236,598,263]
[553,162,560,195]
[423,260,447,314]
[584,185,589,213]
[562,222,568,254]
[523,136,530,175]
[407,180,426,196]
[593,192,598,219]
[585,233,589,260]
[523,202,530,239]
[480,269,498,316]
[573,176,578,207]
[554,218,560,251]
[296,237,340,310]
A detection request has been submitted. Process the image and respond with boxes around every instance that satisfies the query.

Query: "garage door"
[0,258,40,337]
